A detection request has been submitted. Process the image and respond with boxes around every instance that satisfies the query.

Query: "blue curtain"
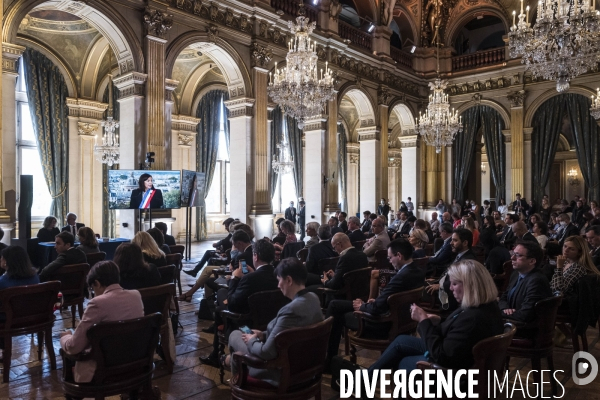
[22,48,69,224]
[270,106,284,199]
[338,124,348,211]
[480,105,505,207]
[285,115,303,199]
[101,82,119,238]
[453,107,479,202]
[195,90,226,240]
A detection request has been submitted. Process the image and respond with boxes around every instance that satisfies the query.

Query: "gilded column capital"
[303,116,328,132]
[2,43,25,74]
[502,129,511,143]
[377,85,391,106]
[77,122,99,137]
[507,90,525,108]
[113,72,147,99]
[165,79,179,102]
[357,126,380,141]
[224,97,255,118]
[398,134,418,148]
[143,7,173,39]
[66,98,108,119]
[251,41,273,69]
[172,114,200,148]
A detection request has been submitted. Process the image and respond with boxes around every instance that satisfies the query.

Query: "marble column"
[445,146,453,203]
[164,79,178,170]
[318,0,339,35]
[378,88,390,201]
[508,90,525,197]
[113,72,147,238]
[358,126,380,214]
[523,128,533,200]
[473,143,483,204]
[325,98,339,214]
[304,117,328,225]
[388,149,401,211]
[347,143,359,216]
[502,130,512,203]
[481,151,491,202]
[399,134,419,212]
[422,144,446,209]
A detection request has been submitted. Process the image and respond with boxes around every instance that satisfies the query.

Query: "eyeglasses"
[510,251,530,259]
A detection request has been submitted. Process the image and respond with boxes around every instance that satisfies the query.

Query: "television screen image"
[108,170,181,210]
[181,170,206,208]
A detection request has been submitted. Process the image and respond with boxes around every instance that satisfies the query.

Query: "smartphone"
[240,260,249,274]
[240,325,252,334]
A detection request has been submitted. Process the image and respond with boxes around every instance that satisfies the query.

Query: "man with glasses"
[363,217,390,262]
[585,225,600,267]
[322,233,368,290]
[498,240,551,324]
[305,225,337,285]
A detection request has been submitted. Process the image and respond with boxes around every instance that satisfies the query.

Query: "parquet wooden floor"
[0,239,597,399]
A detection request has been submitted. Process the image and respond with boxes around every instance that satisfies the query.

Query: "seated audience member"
[322,233,368,290]
[305,225,337,285]
[409,229,428,259]
[586,225,600,267]
[481,215,497,235]
[0,246,40,290]
[60,261,144,382]
[497,198,508,217]
[505,221,538,248]
[389,211,403,231]
[533,221,549,249]
[461,216,479,246]
[113,243,160,290]
[61,212,85,237]
[325,239,424,368]
[0,228,6,253]
[442,212,453,224]
[181,230,254,302]
[366,260,504,378]
[200,239,278,367]
[414,219,434,243]
[361,211,372,233]
[527,213,541,233]
[367,213,378,235]
[39,232,87,281]
[76,227,100,254]
[132,231,167,268]
[225,258,323,386]
[338,212,348,233]
[579,212,595,235]
[427,223,455,276]
[499,213,519,244]
[273,220,297,258]
[452,213,462,229]
[271,218,287,245]
[328,217,343,235]
[363,217,391,262]
[147,227,171,255]
[391,212,410,239]
[346,216,366,243]
[430,212,440,233]
[554,213,580,246]
[552,236,600,294]
[499,241,552,324]
[37,216,61,243]
[304,222,320,248]
[155,222,176,246]
[548,213,561,239]
[479,228,511,275]
[183,218,235,277]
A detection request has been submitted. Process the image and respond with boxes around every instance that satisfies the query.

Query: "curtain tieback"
[51,185,67,199]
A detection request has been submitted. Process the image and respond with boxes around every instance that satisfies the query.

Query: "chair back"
[471,246,486,264]
[273,317,333,394]
[157,265,176,285]
[339,268,372,301]
[85,252,106,267]
[493,261,514,294]
[353,240,367,250]
[43,263,90,300]
[85,313,162,383]
[531,295,563,348]
[374,249,392,270]
[433,237,444,253]
[0,281,61,332]
[317,256,340,275]
[169,245,184,256]
[473,322,517,374]
[247,290,291,331]
[296,248,308,263]
[424,244,434,257]
[387,287,423,339]
[137,284,176,326]
[165,253,181,268]
[412,257,429,272]
[281,242,305,259]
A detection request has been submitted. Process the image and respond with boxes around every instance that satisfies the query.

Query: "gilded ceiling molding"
[2,43,25,74]
[506,90,525,108]
[524,85,596,127]
[377,85,391,106]
[357,126,380,141]
[447,76,511,95]
[250,41,272,69]
[224,97,255,118]
[143,7,173,39]
[67,98,108,119]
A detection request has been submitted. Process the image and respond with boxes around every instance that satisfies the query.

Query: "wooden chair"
[424,243,434,257]
[317,256,340,275]
[165,253,183,295]
[318,267,372,305]
[417,323,517,398]
[348,286,423,363]
[352,240,367,250]
[218,289,291,383]
[85,252,106,267]
[471,246,486,264]
[157,264,176,285]
[296,248,308,263]
[60,313,162,400]
[492,260,514,295]
[506,295,563,396]
[169,245,185,256]
[138,284,178,374]
[43,263,90,328]
[412,257,429,273]
[372,249,392,270]
[230,317,333,400]
[281,242,305,259]
[0,281,61,382]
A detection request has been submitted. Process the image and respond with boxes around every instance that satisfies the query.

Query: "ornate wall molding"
[357,126,380,141]
[67,98,108,119]
[507,90,525,108]
[251,41,273,68]
[165,79,179,102]
[378,85,391,106]
[2,42,25,74]
[178,133,195,147]
[172,115,200,132]
[448,76,511,95]
[303,117,329,132]
[349,154,359,164]
[224,97,255,118]
[113,72,148,99]
[502,129,511,143]
[144,8,173,39]
[398,134,419,148]
[77,122,99,136]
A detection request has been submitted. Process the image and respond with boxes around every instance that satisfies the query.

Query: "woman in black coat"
[367,260,504,374]
[37,216,61,242]
[129,173,164,209]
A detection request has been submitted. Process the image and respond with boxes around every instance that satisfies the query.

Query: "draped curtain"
[101,82,120,238]
[285,115,303,199]
[22,48,70,224]
[195,90,226,240]
[566,94,600,203]
[338,124,348,212]
[452,107,480,202]
[222,92,230,157]
[480,105,506,207]
[532,95,564,204]
[270,106,284,199]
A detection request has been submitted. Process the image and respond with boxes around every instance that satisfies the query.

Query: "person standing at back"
[285,201,297,224]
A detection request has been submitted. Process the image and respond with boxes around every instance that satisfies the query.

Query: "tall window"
[272,123,298,212]
[205,101,230,214]
[16,58,52,218]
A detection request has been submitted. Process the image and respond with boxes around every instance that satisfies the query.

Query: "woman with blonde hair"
[408,229,428,259]
[462,215,479,246]
[552,235,600,294]
[37,216,60,242]
[77,227,99,254]
[132,231,167,268]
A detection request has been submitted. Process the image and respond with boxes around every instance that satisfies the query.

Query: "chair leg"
[218,341,226,384]
[505,356,510,372]
[78,301,84,320]
[3,336,12,383]
[71,305,76,328]
[350,344,357,364]
[531,357,542,398]
[45,327,57,370]
[36,331,43,361]
[582,332,588,352]
[344,328,349,356]
[177,264,183,296]
[547,355,557,397]
[571,330,580,353]
[161,326,174,374]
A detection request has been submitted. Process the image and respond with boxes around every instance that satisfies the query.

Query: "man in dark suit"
[284,201,297,223]
[328,217,343,235]
[184,218,236,277]
[200,239,279,367]
[499,213,519,244]
[338,212,348,233]
[325,239,424,367]
[39,232,87,281]
[61,213,85,237]
[378,198,390,217]
[361,211,372,233]
[346,216,366,242]
[427,223,454,276]
[305,225,337,284]
[585,226,600,267]
[298,200,306,241]
[512,193,528,216]
[155,222,176,246]
[505,221,538,248]
[322,233,368,290]
[555,213,580,246]
[499,240,551,325]
[392,212,411,239]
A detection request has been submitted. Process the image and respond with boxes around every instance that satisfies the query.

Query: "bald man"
[322,233,368,290]
[506,221,538,248]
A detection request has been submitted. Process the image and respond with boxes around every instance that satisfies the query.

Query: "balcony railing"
[390,47,413,70]
[339,21,372,51]
[451,47,506,71]
[271,0,318,24]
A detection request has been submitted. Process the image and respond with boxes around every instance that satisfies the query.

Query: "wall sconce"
[481,163,486,175]
[567,167,580,186]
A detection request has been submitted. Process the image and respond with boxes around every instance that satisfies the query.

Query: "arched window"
[272,120,298,212]
[204,100,230,215]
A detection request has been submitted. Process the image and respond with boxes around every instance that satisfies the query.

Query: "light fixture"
[509,0,600,92]
[481,163,487,174]
[568,167,580,186]
[272,132,294,175]
[267,1,336,129]
[410,45,417,53]
[94,51,120,166]
[368,24,375,33]
[590,88,600,120]
[416,26,462,154]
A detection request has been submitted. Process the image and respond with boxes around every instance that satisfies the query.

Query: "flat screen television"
[108,170,181,210]
[180,170,206,208]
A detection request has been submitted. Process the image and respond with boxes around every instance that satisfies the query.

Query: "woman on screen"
[129,173,164,209]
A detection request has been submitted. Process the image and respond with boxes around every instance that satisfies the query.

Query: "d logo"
[572,351,598,386]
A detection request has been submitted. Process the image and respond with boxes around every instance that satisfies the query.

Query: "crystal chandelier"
[272,133,294,175]
[94,54,120,166]
[509,0,600,92]
[590,88,600,119]
[267,2,336,129]
[417,27,462,153]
